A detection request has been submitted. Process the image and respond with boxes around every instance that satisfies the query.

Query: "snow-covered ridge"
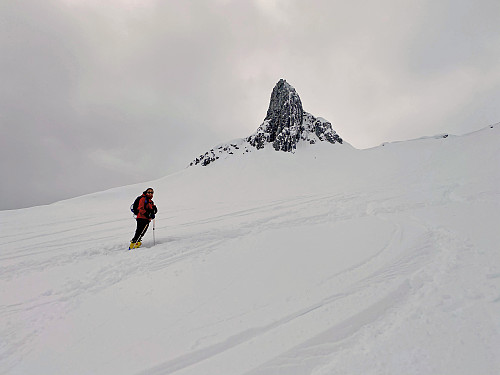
[190,79,343,167]
[1,119,499,375]
[379,122,500,147]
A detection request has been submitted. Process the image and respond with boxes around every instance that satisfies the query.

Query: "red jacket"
[136,194,156,221]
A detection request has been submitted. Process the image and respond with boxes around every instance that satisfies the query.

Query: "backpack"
[130,196,143,216]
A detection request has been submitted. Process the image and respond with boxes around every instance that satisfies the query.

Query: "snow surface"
[1,125,500,375]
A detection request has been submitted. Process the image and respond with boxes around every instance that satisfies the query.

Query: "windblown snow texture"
[1,121,499,374]
[190,79,343,166]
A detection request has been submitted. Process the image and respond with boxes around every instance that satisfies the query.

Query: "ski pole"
[153,219,156,246]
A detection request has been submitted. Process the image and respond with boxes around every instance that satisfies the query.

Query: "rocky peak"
[247,79,341,152]
[190,79,343,167]
[246,79,304,151]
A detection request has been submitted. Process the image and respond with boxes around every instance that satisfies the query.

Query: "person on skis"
[130,188,158,250]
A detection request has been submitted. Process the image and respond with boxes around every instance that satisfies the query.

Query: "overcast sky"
[1,0,499,210]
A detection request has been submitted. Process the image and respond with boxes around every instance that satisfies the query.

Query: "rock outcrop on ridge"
[190,79,343,167]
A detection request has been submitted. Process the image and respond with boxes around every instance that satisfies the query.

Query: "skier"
[130,188,158,250]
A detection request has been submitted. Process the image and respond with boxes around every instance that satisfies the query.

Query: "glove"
[146,205,157,219]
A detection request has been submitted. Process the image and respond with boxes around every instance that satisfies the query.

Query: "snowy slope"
[1,124,500,375]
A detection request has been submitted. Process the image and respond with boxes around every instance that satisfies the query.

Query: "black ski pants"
[132,218,150,242]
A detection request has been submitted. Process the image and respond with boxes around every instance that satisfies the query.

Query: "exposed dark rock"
[190,79,344,167]
[247,79,304,151]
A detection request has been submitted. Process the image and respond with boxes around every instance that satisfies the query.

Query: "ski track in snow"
[136,200,461,375]
[1,126,500,374]
[2,190,499,375]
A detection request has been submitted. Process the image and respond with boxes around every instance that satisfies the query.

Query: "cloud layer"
[2,0,500,209]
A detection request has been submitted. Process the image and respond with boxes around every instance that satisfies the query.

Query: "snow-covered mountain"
[190,79,343,167]
[1,115,499,374]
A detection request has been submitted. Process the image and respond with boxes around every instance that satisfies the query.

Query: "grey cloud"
[1,0,499,209]
[406,0,500,76]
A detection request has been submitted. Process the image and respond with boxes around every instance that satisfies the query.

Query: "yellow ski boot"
[135,241,142,248]
[129,242,136,250]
